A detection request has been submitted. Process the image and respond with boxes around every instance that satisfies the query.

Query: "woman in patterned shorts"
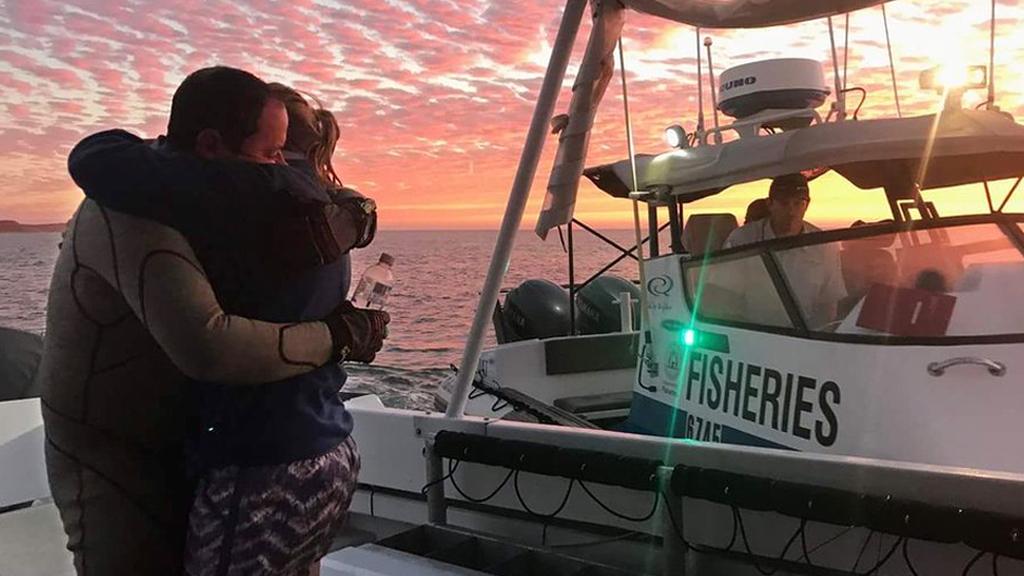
[184,84,379,576]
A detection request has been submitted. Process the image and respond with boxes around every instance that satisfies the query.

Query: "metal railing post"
[425,439,447,525]
[659,466,687,575]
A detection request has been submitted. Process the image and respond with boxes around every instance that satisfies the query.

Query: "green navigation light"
[661,320,731,353]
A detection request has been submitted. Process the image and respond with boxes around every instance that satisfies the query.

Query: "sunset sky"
[2,0,1023,230]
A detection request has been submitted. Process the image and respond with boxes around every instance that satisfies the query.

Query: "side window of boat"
[683,253,794,328]
[771,240,849,331]
[807,223,1024,337]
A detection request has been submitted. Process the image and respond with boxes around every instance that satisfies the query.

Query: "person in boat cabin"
[47,66,388,576]
[722,173,846,329]
[744,197,770,224]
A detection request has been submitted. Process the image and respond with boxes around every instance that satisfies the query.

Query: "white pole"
[445,0,588,418]
[988,0,997,110]
[843,13,850,93]
[695,27,705,144]
[704,37,722,145]
[882,3,902,118]
[617,39,652,346]
[618,292,634,333]
[828,17,846,121]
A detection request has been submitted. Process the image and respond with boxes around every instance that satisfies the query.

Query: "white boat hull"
[338,398,1024,574]
[433,333,635,421]
[4,395,1024,574]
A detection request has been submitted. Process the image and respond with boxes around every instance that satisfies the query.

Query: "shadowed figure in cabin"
[693,174,845,329]
[744,197,770,224]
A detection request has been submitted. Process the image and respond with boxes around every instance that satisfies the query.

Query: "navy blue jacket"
[69,130,353,469]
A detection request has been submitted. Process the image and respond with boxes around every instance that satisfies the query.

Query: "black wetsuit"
[68,130,361,471]
[39,129,368,575]
[38,200,335,576]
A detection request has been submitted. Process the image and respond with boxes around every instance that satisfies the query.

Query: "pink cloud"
[0,0,1022,227]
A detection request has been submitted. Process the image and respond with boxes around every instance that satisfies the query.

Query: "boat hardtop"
[587,108,1024,200]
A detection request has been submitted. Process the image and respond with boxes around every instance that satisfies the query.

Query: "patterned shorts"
[184,436,360,576]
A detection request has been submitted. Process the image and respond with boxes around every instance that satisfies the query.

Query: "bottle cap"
[379,253,395,266]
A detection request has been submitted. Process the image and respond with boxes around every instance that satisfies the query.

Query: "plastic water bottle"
[351,253,395,309]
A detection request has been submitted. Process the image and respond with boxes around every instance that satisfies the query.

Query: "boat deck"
[0,502,645,576]
[0,503,73,576]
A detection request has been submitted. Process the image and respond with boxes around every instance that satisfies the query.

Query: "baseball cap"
[768,173,810,199]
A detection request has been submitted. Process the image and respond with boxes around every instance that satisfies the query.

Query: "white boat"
[4,1,1024,574]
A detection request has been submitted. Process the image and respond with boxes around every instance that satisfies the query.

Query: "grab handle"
[927,357,1006,377]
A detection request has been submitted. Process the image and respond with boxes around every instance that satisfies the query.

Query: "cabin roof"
[624,0,891,28]
[585,109,1024,201]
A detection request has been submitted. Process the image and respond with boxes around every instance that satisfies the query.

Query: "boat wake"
[344,363,449,411]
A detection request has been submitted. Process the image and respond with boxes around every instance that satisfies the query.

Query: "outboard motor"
[575,275,640,335]
[498,279,571,343]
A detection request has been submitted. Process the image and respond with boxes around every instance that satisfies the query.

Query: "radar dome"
[717,58,829,119]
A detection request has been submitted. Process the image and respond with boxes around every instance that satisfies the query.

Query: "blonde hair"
[267,83,342,187]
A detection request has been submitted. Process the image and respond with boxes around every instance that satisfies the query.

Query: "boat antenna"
[617,37,655,358]
[828,17,846,120]
[695,26,705,144]
[987,0,997,110]
[881,3,902,118]
[704,36,722,144]
[843,13,850,92]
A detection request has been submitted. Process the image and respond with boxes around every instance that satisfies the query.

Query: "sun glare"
[936,64,968,89]
[930,22,972,88]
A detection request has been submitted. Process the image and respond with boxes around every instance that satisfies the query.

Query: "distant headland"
[0,220,67,233]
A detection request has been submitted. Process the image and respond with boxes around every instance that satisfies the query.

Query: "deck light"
[664,125,688,149]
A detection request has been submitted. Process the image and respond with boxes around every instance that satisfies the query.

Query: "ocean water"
[0,228,644,409]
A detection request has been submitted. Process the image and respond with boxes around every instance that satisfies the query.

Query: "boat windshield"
[684,216,1024,340]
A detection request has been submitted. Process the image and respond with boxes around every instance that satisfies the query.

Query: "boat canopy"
[584,109,1024,201]
[625,0,893,29]
[534,0,896,238]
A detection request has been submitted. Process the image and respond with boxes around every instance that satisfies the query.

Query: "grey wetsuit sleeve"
[73,200,333,383]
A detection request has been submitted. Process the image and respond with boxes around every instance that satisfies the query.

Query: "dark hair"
[768,173,810,199]
[166,66,270,153]
[744,197,770,223]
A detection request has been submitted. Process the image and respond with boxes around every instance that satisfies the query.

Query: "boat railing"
[417,423,1024,573]
[700,108,823,142]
